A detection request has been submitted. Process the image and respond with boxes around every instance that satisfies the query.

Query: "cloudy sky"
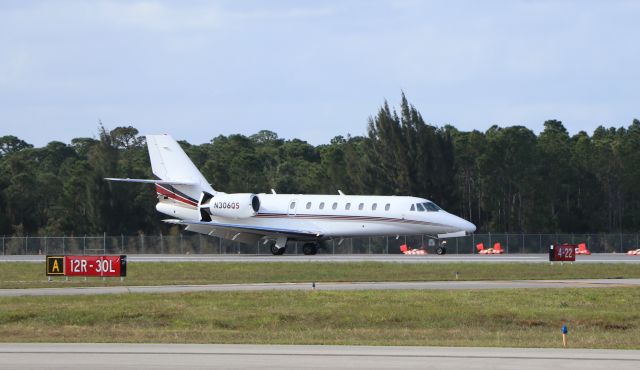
[1,0,639,146]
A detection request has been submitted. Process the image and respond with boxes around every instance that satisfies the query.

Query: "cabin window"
[306,202,312,209]
[345,203,351,210]
[385,203,390,211]
[332,202,338,210]
[372,203,377,211]
[416,203,426,212]
[358,203,364,210]
[319,202,325,210]
[290,202,296,209]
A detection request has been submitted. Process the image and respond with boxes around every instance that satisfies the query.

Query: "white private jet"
[106,134,476,255]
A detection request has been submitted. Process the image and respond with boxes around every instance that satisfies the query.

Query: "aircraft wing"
[163,219,324,239]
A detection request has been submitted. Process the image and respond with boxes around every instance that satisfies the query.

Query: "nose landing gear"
[436,240,447,255]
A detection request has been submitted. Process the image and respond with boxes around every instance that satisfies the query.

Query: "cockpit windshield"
[410,201,443,212]
[423,202,442,212]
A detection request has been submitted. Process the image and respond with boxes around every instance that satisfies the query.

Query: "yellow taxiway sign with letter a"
[46,256,65,276]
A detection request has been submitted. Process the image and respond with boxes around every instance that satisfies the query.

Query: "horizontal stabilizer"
[105,178,197,186]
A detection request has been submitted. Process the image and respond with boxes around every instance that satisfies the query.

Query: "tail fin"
[146,134,216,202]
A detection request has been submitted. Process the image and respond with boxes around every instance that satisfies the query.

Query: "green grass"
[1,288,639,348]
[1,262,639,289]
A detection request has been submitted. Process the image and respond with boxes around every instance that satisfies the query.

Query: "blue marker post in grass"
[561,320,569,348]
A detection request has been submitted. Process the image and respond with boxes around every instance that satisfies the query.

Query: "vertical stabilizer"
[146,134,215,201]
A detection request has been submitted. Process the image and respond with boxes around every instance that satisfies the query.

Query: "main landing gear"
[270,243,286,255]
[270,242,319,255]
[302,243,318,255]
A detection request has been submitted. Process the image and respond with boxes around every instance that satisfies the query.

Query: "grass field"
[1,288,639,348]
[1,262,640,289]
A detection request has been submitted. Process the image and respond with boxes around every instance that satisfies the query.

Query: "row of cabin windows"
[290,202,391,212]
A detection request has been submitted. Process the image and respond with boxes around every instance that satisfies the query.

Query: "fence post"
[160,233,164,254]
[180,234,183,254]
[63,235,65,254]
[506,234,509,254]
[470,233,473,254]
[488,232,492,249]
[368,237,371,254]
[455,237,458,254]
[538,234,542,254]
[385,236,388,254]
[44,236,47,255]
[2,235,4,256]
[24,235,28,255]
[121,234,125,254]
[620,233,623,253]
[103,232,106,254]
[83,235,86,255]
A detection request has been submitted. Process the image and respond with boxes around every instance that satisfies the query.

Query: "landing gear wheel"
[302,243,318,255]
[436,246,447,255]
[271,244,286,255]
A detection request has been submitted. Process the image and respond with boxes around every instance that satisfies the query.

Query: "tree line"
[1,94,639,236]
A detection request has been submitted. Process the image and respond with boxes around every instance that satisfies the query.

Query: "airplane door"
[287,200,297,217]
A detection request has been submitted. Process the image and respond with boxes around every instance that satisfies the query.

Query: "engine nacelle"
[156,202,200,220]
[203,193,260,219]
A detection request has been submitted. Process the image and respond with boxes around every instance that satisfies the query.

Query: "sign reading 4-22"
[549,244,576,262]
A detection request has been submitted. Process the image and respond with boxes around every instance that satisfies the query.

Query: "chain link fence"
[1,233,639,255]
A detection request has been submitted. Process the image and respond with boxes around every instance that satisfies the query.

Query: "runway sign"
[46,255,127,277]
[549,244,576,262]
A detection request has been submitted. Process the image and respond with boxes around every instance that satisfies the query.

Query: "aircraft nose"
[450,214,476,233]
[444,214,476,233]
[462,219,476,233]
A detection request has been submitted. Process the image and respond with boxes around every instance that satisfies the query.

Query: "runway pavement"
[2,253,640,263]
[2,278,639,297]
[1,344,638,370]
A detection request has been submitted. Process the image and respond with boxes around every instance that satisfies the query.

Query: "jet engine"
[199,193,260,220]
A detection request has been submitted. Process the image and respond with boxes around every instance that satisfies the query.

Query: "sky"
[1,0,639,147]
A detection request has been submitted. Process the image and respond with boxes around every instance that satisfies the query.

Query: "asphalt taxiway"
[1,278,639,297]
[1,344,638,370]
[2,253,640,263]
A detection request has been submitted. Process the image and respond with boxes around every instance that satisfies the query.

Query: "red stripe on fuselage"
[255,213,442,227]
[156,184,198,207]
